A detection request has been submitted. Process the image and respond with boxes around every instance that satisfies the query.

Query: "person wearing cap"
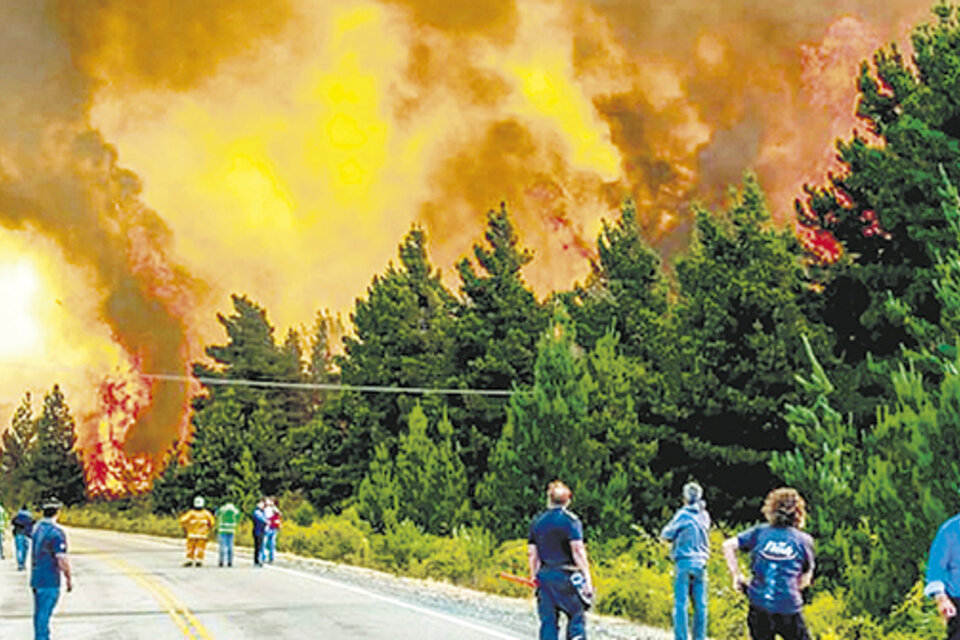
[12,504,35,571]
[263,497,282,564]
[661,481,711,640]
[528,480,593,640]
[722,487,815,640]
[178,497,215,567]
[30,498,72,640]
[924,504,960,637]
[215,500,241,568]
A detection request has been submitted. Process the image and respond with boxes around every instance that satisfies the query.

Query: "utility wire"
[144,373,514,397]
[0,362,514,397]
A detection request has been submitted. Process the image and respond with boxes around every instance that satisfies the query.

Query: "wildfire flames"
[0,0,931,495]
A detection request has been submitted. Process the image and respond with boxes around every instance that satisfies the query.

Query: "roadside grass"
[60,500,940,640]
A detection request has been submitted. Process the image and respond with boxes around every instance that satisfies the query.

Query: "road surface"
[0,527,526,639]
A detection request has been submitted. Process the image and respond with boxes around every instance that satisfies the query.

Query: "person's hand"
[732,573,748,595]
[66,579,73,593]
[936,593,957,619]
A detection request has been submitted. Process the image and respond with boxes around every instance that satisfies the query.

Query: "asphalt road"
[0,527,526,639]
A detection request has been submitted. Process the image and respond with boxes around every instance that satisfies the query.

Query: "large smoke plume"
[0,0,932,493]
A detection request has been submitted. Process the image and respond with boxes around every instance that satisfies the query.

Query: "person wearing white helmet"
[178,497,215,567]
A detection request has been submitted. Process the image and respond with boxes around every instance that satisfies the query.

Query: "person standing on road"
[0,501,8,560]
[528,480,593,640]
[179,497,215,567]
[263,497,282,564]
[30,498,72,640]
[661,481,711,640]
[13,504,35,571]
[923,498,960,638]
[215,501,241,567]
[252,499,268,567]
[722,487,815,640]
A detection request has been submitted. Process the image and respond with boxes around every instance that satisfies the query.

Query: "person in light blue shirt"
[661,482,711,640]
[925,512,960,639]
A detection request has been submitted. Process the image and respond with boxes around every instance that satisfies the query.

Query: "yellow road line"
[97,553,215,640]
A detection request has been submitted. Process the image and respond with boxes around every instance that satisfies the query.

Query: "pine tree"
[452,205,547,489]
[25,385,85,504]
[0,392,36,499]
[476,306,601,539]
[669,175,830,519]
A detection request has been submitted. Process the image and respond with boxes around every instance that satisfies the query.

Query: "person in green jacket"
[216,502,241,567]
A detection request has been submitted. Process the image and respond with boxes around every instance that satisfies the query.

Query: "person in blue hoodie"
[661,481,711,640]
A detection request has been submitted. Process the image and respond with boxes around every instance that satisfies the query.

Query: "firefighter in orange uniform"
[179,496,215,567]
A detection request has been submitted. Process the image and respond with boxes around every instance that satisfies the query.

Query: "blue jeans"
[33,587,60,640]
[263,529,277,563]
[673,563,707,640]
[218,533,234,566]
[15,534,30,569]
[536,568,586,640]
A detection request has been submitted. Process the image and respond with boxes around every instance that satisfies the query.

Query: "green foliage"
[0,386,85,506]
[669,175,829,519]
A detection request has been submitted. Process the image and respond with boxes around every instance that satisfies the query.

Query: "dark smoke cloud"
[0,0,204,454]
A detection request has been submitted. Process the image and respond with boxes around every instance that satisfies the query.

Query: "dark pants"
[537,568,586,640]
[747,604,810,640]
[253,532,264,566]
[33,587,60,640]
[15,534,29,569]
[947,596,960,640]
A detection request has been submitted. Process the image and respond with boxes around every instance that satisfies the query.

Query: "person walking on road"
[263,497,282,564]
[528,480,594,640]
[30,498,72,640]
[13,504,35,571]
[923,497,960,638]
[0,501,8,560]
[661,481,711,640]
[215,501,241,567]
[252,499,268,567]
[179,497,215,567]
[722,487,815,640]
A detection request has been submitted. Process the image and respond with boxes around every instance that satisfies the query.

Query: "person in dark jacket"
[12,505,35,571]
[528,480,593,640]
[661,482,711,640]
[252,500,268,567]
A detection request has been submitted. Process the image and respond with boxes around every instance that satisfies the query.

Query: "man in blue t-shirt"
[661,481,711,640]
[722,487,814,640]
[30,498,72,640]
[528,480,593,640]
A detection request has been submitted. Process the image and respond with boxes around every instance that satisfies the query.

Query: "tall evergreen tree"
[452,204,547,488]
[669,175,830,519]
[24,385,85,505]
[0,392,36,499]
[476,306,602,539]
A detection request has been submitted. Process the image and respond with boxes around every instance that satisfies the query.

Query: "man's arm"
[57,554,72,592]
[722,537,748,593]
[926,526,958,619]
[570,540,593,594]
[527,544,540,581]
